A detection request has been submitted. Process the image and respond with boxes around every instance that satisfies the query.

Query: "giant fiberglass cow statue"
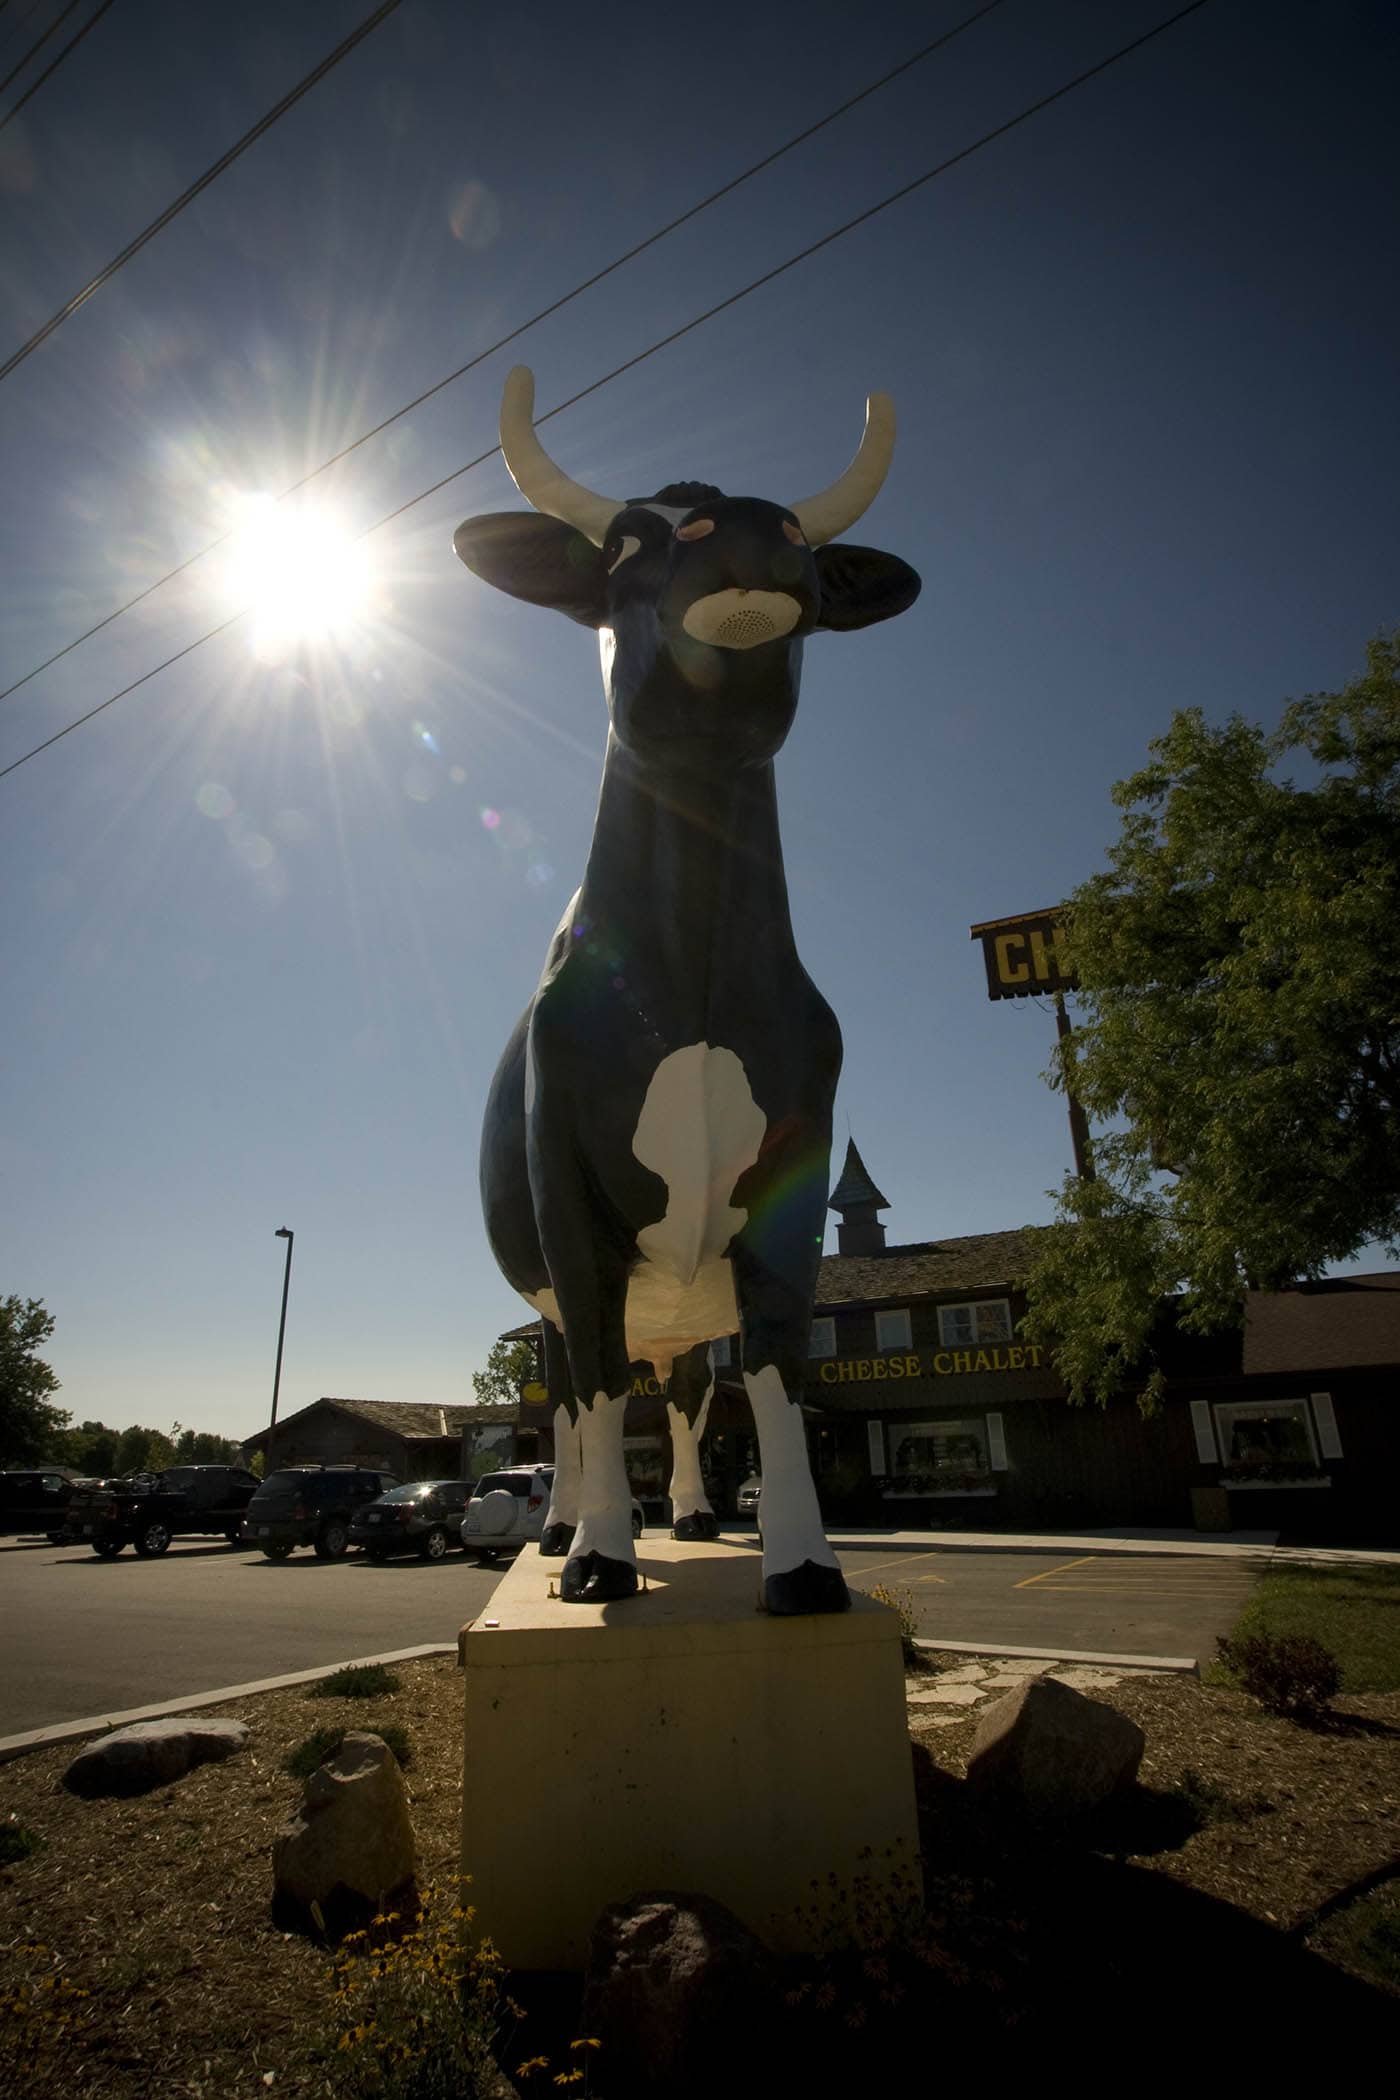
[455,368,919,1613]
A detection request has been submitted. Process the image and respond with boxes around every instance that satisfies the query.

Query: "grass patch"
[284,1724,412,1781]
[308,1663,402,1701]
[1311,1878,1400,1996]
[0,1819,43,1865]
[1207,1564,1400,1693]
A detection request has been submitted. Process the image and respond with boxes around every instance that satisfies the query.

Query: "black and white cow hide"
[454,368,920,1613]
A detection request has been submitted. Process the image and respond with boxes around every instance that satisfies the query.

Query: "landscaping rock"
[272,1731,415,1938]
[965,1676,1144,1817]
[63,1717,249,1798]
[582,1890,776,2098]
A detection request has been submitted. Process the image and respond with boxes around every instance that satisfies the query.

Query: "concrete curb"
[0,1642,459,1766]
[914,1636,1198,1673]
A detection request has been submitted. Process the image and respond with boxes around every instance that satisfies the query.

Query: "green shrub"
[1175,1767,1274,1824]
[0,1820,43,1866]
[310,1663,402,1701]
[867,1585,921,1668]
[286,1724,412,1781]
[1216,1629,1340,1718]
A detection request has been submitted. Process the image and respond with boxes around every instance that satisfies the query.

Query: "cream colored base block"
[461,1535,919,1971]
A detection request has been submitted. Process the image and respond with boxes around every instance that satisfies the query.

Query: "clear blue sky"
[2,0,1396,1443]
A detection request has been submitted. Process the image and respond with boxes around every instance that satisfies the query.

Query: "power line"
[0,0,402,357]
[0,0,86,101]
[0,0,114,134]
[0,0,115,133]
[0,0,1008,705]
[0,0,1215,785]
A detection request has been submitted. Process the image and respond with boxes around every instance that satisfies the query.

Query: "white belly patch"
[628,1043,765,1368]
[522,1044,766,1377]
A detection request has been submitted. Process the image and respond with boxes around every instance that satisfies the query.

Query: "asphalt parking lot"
[840,1543,1258,1662]
[1,1529,1261,1739]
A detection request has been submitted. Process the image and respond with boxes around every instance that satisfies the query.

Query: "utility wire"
[0,0,1214,785]
[0,0,86,100]
[0,0,1008,705]
[0,0,116,133]
[0,0,402,347]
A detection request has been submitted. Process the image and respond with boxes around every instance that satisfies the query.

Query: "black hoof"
[764,1561,851,1616]
[539,1522,576,1558]
[671,1510,720,1542]
[559,1550,639,1604]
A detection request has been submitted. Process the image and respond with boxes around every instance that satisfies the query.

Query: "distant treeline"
[50,1420,243,1478]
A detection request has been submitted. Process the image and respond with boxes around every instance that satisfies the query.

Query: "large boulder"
[965,1677,1145,1818]
[581,1891,775,2099]
[272,1731,415,1938]
[64,1717,249,1797]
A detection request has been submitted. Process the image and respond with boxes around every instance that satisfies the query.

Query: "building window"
[875,1307,912,1352]
[938,1299,1013,1348]
[1212,1398,1327,1484]
[710,1335,733,1368]
[885,1419,994,1495]
[809,1317,836,1358]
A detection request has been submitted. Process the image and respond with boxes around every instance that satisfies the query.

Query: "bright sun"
[224,494,372,653]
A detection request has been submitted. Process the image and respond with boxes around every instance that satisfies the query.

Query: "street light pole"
[269,1227,294,1472]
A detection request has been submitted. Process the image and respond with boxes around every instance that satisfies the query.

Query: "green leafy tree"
[61,1421,119,1475]
[114,1423,177,1475]
[471,1336,540,1408]
[1022,631,1400,1407]
[0,1296,68,1466]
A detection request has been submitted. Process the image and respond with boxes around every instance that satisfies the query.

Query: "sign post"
[970,910,1094,1181]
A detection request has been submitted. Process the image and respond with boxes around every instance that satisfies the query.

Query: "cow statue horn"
[498,366,624,548]
[788,392,896,546]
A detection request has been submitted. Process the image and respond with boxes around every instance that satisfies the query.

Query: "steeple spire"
[828,1138,890,1256]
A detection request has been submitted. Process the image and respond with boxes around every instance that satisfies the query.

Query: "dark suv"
[243,1466,398,1560]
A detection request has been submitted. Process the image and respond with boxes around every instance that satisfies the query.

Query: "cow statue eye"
[606,534,642,575]
[675,517,715,542]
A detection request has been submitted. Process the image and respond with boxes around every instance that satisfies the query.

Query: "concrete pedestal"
[460,1534,919,1971]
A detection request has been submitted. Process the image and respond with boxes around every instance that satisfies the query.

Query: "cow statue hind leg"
[540,1402,580,1557]
[665,1342,719,1542]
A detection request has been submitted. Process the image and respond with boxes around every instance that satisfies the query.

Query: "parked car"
[0,1468,85,1541]
[349,1480,470,1561]
[62,1465,262,1557]
[736,1474,762,1515]
[243,1465,399,1560]
[460,1464,644,1560]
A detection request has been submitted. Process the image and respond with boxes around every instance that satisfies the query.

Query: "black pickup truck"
[62,1465,262,1557]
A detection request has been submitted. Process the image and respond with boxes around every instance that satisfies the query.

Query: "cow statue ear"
[453,513,609,628]
[812,544,921,633]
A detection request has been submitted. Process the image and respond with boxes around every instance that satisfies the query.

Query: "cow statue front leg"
[665,1342,719,1541]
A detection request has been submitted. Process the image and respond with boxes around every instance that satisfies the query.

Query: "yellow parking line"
[1013,1554,1097,1590]
[846,1550,948,1585]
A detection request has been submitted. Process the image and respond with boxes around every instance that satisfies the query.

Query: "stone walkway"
[906,1655,1163,1727]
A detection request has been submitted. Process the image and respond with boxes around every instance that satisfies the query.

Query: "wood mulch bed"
[2,1656,1398,2096]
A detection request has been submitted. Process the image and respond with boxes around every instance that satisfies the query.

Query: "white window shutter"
[986,1412,1008,1472]
[1190,1401,1218,1464]
[867,1421,885,1474]
[1310,1392,1343,1460]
